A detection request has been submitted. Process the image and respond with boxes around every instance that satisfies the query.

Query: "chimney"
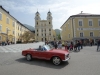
[81,11,83,13]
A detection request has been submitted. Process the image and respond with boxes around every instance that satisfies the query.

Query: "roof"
[71,13,100,17]
[48,11,51,13]
[36,11,39,14]
[0,5,17,21]
[23,24,35,32]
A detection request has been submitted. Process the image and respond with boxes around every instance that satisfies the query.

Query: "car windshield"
[43,45,51,51]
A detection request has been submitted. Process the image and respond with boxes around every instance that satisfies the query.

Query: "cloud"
[0,0,100,29]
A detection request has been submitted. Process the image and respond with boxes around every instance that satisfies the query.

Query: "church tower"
[47,11,53,41]
[35,11,53,41]
[35,11,41,41]
[47,11,52,26]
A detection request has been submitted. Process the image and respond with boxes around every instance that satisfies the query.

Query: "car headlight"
[65,54,69,59]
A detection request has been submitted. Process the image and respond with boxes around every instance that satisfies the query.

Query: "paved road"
[0,42,45,53]
[0,45,100,75]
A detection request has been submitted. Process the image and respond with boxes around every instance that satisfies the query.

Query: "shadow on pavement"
[15,57,69,69]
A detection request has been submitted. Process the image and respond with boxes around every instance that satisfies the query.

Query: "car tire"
[26,54,32,61]
[52,56,61,65]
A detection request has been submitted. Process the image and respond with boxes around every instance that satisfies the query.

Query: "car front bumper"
[62,57,70,61]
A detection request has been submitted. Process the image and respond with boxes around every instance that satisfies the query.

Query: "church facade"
[35,11,54,41]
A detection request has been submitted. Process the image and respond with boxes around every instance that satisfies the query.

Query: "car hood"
[49,49,69,54]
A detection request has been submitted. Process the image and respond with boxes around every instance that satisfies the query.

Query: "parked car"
[22,45,70,65]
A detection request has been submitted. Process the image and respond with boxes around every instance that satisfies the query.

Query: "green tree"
[57,34,61,40]
[20,31,35,43]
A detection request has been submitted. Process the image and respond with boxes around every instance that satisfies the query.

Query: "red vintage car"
[22,44,70,65]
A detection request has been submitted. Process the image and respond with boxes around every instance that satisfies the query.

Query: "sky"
[0,0,100,29]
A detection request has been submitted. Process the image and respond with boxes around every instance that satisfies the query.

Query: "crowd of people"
[45,40,83,52]
[45,39,100,52]
[0,41,14,46]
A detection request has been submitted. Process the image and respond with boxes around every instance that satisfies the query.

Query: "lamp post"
[7,29,10,42]
[0,30,2,42]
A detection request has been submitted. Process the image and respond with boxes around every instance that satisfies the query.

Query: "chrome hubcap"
[53,57,61,65]
[27,55,31,60]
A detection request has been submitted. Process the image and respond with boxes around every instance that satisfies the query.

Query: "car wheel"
[52,56,61,65]
[26,54,32,61]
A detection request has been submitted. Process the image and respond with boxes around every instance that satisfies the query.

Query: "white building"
[35,11,54,41]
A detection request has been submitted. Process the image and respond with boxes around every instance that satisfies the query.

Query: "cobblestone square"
[0,43,100,75]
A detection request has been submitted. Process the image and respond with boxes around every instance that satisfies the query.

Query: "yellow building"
[61,12,100,44]
[0,6,31,44]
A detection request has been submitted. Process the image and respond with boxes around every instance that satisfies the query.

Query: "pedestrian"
[77,41,80,51]
[67,41,70,50]
[90,40,93,46]
[46,41,49,45]
[80,40,83,49]
[54,40,58,49]
[58,41,62,49]
[97,39,100,51]
[70,42,73,51]
[64,41,67,50]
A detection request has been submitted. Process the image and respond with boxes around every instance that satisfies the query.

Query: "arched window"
[49,22,50,24]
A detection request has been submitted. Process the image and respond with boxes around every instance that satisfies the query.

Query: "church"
[35,11,54,41]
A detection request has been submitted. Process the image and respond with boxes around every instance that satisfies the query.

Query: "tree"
[57,34,61,40]
[19,31,35,43]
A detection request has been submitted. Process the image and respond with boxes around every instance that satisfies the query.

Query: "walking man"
[97,39,100,51]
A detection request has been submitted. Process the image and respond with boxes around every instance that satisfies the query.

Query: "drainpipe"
[72,17,74,40]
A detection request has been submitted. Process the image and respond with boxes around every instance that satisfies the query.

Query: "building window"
[12,38,15,42]
[42,34,43,36]
[80,32,83,37]
[98,21,100,26]
[12,22,15,27]
[37,22,38,25]
[20,28,21,31]
[0,25,2,31]
[49,29,51,31]
[6,28,9,33]
[49,22,50,24]
[45,29,46,32]
[68,24,70,28]
[41,29,43,32]
[13,31,15,34]
[90,32,93,37]
[69,34,70,38]
[37,34,38,36]
[37,29,38,32]
[18,26,19,30]
[0,36,2,40]
[49,33,51,35]
[45,34,46,36]
[79,21,82,26]
[6,17,9,24]
[0,13,2,20]
[89,21,92,26]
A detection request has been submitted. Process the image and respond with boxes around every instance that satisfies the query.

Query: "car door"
[38,51,49,60]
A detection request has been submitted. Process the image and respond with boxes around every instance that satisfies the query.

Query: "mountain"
[54,29,61,35]
[23,24,35,33]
